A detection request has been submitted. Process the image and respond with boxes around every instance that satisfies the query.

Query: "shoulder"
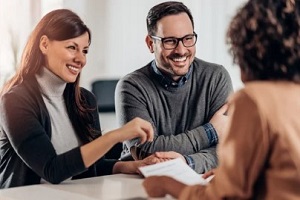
[0,79,38,107]
[234,81,295,101]
[193,57,224,69]
[192,58,233,91]
[0,79,44,125]
[234,82,276,98]
[229,83,260,102]
[229,82,277,111]
[193,58,230,78]
[117,62,154,90]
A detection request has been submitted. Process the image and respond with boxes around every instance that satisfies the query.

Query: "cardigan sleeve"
[0,88,87,184]
[77,88,118,177]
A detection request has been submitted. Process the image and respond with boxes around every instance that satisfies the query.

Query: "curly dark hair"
[227,0,300,82]
[146,1,194,35]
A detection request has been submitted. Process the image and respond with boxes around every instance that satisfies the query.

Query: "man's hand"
[129,151,186,175]
[136,154,167,173]
[154,151,187,163]
[209,104,229,139]
[113,154,165,174]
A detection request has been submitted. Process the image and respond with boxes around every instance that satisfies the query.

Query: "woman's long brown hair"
[1,9,99,143]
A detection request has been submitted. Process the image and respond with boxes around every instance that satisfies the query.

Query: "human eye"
[83,49,89,54]
[163,38,177,46]
[184,35,194,41]
[67,45,76,50]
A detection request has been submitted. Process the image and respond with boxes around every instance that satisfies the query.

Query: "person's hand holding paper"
[141,158,214,198]
[139,158,212,185]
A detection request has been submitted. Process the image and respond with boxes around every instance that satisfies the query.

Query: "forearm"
[127,125,214,156]
[188,146,218,173]
[112,161,139,174]
[80,130,120,168]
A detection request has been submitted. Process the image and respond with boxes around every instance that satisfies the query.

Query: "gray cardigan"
[115,58,233,173]
[0,77,116,188]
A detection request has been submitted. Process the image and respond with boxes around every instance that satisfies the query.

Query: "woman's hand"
[115,117,154,144]
[81,117,153,169]
[143,176,168,197]
[143,176,186,198]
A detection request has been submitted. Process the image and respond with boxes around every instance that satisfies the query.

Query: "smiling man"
[115,1,233,173]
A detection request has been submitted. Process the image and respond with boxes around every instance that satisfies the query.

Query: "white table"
[0,174,174,200]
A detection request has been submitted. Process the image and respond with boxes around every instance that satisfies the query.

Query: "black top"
[0,77,117,188]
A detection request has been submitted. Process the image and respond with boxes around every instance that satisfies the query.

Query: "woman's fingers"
[134,118,154,144]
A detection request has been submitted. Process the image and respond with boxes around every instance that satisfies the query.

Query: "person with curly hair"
[143,0,300,199]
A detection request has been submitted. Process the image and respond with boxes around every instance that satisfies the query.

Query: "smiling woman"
[0,8,160,189]
[39,32,89,83]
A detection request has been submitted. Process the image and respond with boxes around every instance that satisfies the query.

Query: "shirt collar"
[151,60,193,88]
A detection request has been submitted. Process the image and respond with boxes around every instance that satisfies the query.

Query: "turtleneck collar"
[36,67,67,97]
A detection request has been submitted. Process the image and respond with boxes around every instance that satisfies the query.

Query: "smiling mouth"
[170,56,187,62]
[67,65,80,73]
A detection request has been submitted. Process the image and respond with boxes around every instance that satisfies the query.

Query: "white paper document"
[139,158,213,185]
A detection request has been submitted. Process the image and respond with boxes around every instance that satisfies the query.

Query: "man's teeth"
[172,57,187,62]
[67,65,79,72]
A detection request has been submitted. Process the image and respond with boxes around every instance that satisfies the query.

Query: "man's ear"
[145,35,154,53]
[39,35,49,54]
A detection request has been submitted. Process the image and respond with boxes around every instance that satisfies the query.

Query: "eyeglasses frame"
[150,32,198,50]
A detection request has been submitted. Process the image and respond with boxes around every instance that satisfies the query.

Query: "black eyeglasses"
[150,32,197,50]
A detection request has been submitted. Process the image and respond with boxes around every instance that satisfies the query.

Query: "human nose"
[174,39,186,53]
[74,51,86,65]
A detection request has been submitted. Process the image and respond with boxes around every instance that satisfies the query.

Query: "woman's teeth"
[67,65,79,72]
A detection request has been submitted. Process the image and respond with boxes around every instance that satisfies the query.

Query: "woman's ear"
[145,35,154,53]
[39,35,49,54]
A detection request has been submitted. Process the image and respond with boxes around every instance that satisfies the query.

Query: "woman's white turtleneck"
[36,67,81,155]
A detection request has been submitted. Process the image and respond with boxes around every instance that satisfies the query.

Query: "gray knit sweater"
[115,57,233,173]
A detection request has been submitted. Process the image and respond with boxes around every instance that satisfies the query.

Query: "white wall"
[0,0,41,86]
[64,0,246,91]
[0,0,247,130]
[0,0,246,90]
